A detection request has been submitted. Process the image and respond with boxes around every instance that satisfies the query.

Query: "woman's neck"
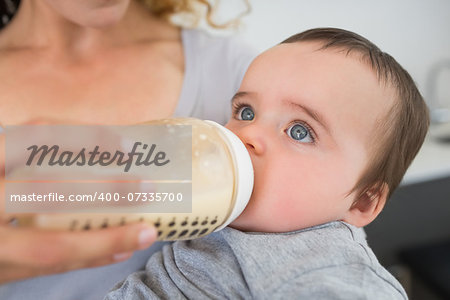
[0,0,179,60]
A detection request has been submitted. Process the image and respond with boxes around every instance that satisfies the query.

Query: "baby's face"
[226,41,394,232]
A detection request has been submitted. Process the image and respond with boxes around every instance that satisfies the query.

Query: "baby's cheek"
[249,192,306,232]
[272,196,308,228]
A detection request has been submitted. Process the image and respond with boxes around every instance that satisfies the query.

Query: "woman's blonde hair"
[139,0,250,29]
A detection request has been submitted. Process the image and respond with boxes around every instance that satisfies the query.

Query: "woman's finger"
[0,223,157,283]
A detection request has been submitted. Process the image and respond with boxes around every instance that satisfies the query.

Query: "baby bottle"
[12,118,254,241]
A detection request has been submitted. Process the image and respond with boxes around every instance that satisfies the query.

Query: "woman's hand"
[0,119,157,284]
[0,219,157,283]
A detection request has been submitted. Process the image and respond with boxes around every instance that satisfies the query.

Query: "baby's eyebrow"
[284,100,331,135]
[231,91,254,102]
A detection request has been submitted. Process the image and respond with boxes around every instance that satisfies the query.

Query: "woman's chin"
[73,2,130,29]
[82,11,126,28]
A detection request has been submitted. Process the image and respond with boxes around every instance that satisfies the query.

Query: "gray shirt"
[105,221,407,299]
[0,28,257,300]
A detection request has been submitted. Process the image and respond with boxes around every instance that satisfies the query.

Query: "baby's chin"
[229,206,339,233]
[228,210,263,232]
[229,220,301,233]
[228,202,279,233]
[228,211,300,233]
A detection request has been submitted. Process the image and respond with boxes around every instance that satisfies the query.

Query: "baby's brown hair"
[281,28,429,202]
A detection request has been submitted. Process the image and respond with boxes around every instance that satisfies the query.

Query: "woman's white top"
[0,28,257,300]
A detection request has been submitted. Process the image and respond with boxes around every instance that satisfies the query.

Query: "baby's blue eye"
[239,106,255,121]
[288,123,313,143]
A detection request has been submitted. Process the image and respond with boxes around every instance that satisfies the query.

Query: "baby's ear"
[342,183,389,228]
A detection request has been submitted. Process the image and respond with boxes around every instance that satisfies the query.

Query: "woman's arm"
[0,222,157,283]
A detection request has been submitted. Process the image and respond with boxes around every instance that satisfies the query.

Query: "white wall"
[232,0,450,107]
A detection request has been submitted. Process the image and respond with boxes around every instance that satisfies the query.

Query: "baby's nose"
[236,127,266,156]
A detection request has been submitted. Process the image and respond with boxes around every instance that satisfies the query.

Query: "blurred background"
[231,1,450,299]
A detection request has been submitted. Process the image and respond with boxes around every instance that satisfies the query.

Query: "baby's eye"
[287,123,314,143]
[238,106,255,121]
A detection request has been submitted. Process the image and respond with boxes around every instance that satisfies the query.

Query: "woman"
[0,0,256,299]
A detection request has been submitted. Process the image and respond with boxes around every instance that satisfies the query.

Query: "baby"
[105,28,429,299]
